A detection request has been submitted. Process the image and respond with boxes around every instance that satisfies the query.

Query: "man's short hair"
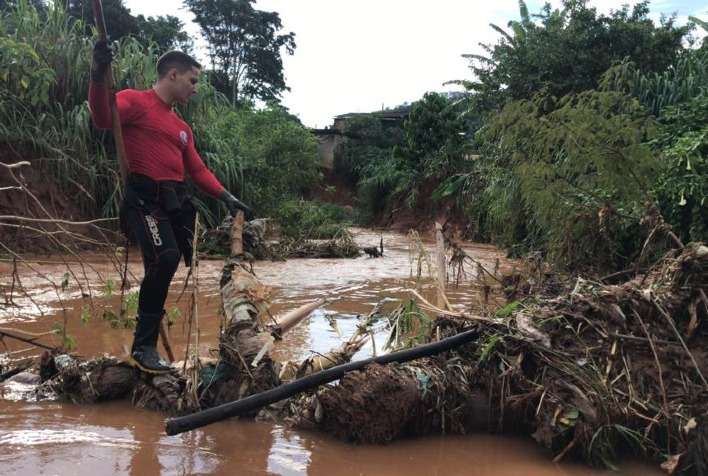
[156,51,201,78]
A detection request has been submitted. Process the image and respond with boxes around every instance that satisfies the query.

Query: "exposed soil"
[0,149,117,254]
[301,167,358,212]
[309,169,465,240]
[1,147,446,257]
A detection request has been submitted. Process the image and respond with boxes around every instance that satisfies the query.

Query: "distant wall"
[317,133,347,170]
[314,111,408,170]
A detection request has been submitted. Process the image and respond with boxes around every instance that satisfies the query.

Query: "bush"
[273,199,353,241]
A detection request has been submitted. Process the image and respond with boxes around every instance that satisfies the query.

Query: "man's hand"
[218,190,255,220]
[91,39,114,83]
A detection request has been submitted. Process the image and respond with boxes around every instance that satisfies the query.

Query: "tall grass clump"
[1,1,331,241]
[275,198,354,241]
[0,0,108,218]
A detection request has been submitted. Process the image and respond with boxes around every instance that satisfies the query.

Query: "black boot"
[130,310,173,375]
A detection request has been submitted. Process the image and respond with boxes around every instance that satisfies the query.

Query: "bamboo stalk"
[91,0,128,185]
[269,298,328,337]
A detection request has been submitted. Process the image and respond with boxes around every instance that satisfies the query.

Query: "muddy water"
[0,229,663,475]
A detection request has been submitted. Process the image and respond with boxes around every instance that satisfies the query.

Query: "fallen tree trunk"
[165,327,479,435]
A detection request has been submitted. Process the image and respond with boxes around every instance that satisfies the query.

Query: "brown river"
[0,228,664,475]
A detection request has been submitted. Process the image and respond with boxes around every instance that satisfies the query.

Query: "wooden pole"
[91,0,128,185]
[92,0,173,359]
[435,221,447,309]
[230,210,245,255]
[165,328,478,435]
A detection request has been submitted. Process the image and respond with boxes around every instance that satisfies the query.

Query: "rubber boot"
[130,310,173,375]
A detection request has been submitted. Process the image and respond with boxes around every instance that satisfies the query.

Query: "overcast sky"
[123,0,708,128]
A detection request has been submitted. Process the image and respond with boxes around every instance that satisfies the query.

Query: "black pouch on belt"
[162,182,194,267]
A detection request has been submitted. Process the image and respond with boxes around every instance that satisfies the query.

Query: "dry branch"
[0,328,59,351]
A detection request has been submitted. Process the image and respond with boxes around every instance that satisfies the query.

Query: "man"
[89,40,253,375]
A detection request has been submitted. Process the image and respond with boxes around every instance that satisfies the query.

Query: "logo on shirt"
[180,131,188,145]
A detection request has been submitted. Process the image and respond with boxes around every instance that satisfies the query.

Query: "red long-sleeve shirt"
[88,82,225,198]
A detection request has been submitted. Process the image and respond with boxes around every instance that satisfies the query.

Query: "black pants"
[123,174,195,315]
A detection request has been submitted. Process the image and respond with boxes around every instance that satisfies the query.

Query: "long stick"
[230,210,245,255]
[434,221,449,310]
[91,0,128,185]
[92,0,173,358]
[165,327,478,435]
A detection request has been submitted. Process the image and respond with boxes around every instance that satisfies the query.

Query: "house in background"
[310,126,349,170]
[311,109,410,170]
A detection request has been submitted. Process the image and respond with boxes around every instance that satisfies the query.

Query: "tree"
[478,90,660,270]
[65,0,138,39]
[0,0,46,12]
[135,14,193,54]
[62,1,193,53]
[652,93,708,243]
[183,0,295,106]
[397,92,467,181]
[464,0,689,115]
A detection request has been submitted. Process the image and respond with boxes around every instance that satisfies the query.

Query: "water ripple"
[0,429,138,449]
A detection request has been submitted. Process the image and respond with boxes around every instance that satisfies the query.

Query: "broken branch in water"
[0,358,34,382]
[0,327,59,351]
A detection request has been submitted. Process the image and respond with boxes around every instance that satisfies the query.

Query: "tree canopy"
[134,14,193,54]
[66,0,139,39]
[466,0,689,114]
[183,0,295,106]
[63,0,192,53]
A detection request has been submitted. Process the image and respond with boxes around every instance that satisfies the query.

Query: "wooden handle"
[92,0,129,184]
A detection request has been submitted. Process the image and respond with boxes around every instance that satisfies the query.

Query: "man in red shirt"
[89,41,253,375]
